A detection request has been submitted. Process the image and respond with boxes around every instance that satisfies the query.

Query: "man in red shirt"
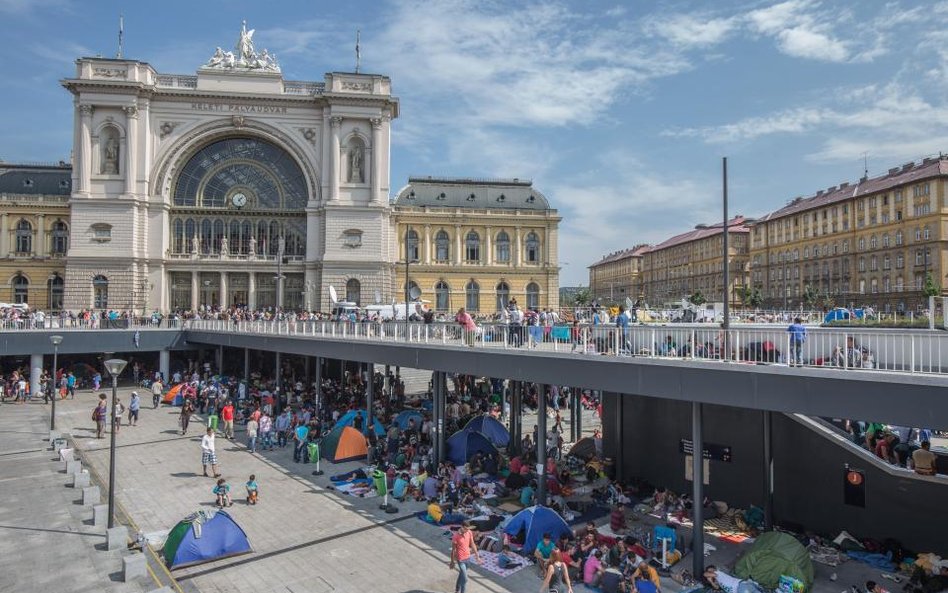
[449,522,480,593]
[220,401,235,439]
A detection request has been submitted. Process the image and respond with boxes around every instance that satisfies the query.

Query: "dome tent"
[463,415,510,447]
[163,509,252,569]
[395,409,424,431]
[567,436,598,460]
[735,531,814,591]
[503,505,572,554]
[321,425,369,463]
[446,430,499,466]
[333,409,385,436]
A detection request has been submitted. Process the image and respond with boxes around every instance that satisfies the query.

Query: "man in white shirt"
[201,427,220,477]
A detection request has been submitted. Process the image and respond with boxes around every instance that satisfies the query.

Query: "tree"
[749,288,763,309]
[923,272,940,298]
[802,285,818,309]
[736,285,752,308]
[688,291,707,306]
[819,291,836,311]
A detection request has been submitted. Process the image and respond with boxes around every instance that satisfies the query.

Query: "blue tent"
[446,430,499,465]
[395,409,424,431]
[503,506,572,554]
[333,409,385,436]
[164,510,252,569]
[824,307,864,323]
[463,415,510,447]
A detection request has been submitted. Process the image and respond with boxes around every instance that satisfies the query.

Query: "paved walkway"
[0,400,159,593]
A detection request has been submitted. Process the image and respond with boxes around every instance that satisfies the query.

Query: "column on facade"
[329,117,342,201]
[124,105,138,195]
[220,271,229,308]
[78,105,93,193]
[423,224,431,264]
[514,226,522,268]
[370,117,383,204]
[248,272,256,310]
[454,225,462,265]
[36,214,46,258]
[30,353,43,400]
[0,214,7,257]
[190,271,199,311]
[485,226,492,265]
[159,350,170,382]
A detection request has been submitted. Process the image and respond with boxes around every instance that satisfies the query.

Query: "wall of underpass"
[603,392,947,554]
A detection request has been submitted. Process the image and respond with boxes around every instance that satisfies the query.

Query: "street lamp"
[103,358,127,529]
[49,335,63,431]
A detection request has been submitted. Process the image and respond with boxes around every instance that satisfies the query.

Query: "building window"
[896,230,903,245]
[883,255,890,270]
[465,231,480,262]
[14,219,32,254]
[883,276,890,293]
[345,278,361,304]
[526,282,540,310]
[859,258,866,272]
[896,276,904,291]
[435,280,450,311]
[50,220,68,255]
[92,275,108,309]
[858,237,865,251]
[496,281,510,311]
[869,235,877,249]
[92,223,112,243]
[435,230,450,262]
[495,231,510,263]
[882,234,889,248]
[525,232,540,263]
[465,280,479,311]
[923,226,931,240]
[47,274,64,310]
[896,253,904,268]
[406,229,419,262]
[870,256,878,271]
[12,274,28,304]
[915,250,923,266]
[915,228,922,241]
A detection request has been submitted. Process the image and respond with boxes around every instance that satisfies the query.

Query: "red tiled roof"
[755,157,948,223]
[647,216,750,252]
[589,243,649,267]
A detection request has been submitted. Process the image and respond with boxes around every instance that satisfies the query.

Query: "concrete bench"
[81,485,99,506]
[122,552,146,581]
[71,470,90,489]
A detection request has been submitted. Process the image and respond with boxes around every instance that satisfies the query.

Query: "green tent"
[735,531,814,591]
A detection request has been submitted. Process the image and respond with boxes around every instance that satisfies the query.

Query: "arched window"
[345,278,361,305]
[496,281,510,311]
[495,231,510,263]
[435,281,450,311]
[465,231,480,262]
[15,219,32,254]
[465,280,480,311]
[200,219,213,254]
[435,230,450,262]
[50,220,68,255]
[525,232,540,263]
[406,229,419,262]
[173,219,185,253]
[12,274,28,304]
[93,275,109,309]
[47,274,63,310]
[526,282,540,310]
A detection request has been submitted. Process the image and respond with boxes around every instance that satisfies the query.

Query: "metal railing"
[0,317,180,331]
[181,319,948,375]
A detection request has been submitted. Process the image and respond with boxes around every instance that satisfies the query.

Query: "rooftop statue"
[203,20,280,73]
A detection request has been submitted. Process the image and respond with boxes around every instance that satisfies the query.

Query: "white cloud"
[646,14,738,48]
[775,26,849,62]
[0,0,67,14]
[663,107,830,143]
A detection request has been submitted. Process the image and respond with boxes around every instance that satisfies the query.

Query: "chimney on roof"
[839,182,849,189]
[902,162,914,172]
[695,224,708,230]
[826,186,836,192]
[888,167,899,175]
[816,190,824,196]
[923,157,935,165]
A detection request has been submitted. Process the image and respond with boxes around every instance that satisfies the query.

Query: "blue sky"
[2,0,947,285]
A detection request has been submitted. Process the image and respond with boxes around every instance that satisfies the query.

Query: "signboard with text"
[679,439,732,462]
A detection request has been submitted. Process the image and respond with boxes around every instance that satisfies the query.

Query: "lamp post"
[404,224,413,341]
[276,234,285,312]
[49,335,63,430]
[104,358,127,529]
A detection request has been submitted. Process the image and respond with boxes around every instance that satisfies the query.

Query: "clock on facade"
[231,193,248,208]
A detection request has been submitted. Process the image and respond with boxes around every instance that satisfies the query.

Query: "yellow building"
[750,156,948,311]
[588,244,647,303]
[639,216,751,306]
[0,163,71,309]
[392,177,560,315]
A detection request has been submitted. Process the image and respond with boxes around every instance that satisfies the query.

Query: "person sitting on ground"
[246,474,258,505]
[912,440,938,476]
[392,472,410,501]
[213,478,233,507]
[610,502,627,534]
[559,542,584,582]
[867,581,890,593]
[584,548,605,587]
[497,544,523,569]
[631,560,662,593]
[874,430,900,463]
[535,532,556,576]
[520,480,536,506]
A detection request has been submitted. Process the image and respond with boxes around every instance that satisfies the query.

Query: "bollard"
[72,471,90,489]
[66,460,82,475]
[82,485,100,506]
[48,430,59,443]
[93,504,108,527]
[107,525,127,551]
[122,553,147,581]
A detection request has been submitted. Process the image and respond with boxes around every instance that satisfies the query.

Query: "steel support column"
[763,410,774,529]
[366,363,374,463]
[274,352,282,415]
[314,357,323,417]
[692,402,705,575]
[243,348,249,383]
[537,383,548,506]
[614,392,624,483]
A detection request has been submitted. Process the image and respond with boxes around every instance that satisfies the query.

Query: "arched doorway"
[346,278,361,305]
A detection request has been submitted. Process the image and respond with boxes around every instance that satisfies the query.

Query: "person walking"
[246,415,258,453]
[92,395,108,439]
[201,427,221,478]
[275,409,291,448]
[449,522,480,593]
[151,378,163,408]
[220,400,235,439]
[293,419,310,463]
[180,399,194,435]
[112,397,125,434]
[259,411,273,451]
[787,317,807,367]
[127,391,141,426]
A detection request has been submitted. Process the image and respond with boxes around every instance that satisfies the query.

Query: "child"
[213,478,232,508]
[246,475,259,505]
[497,544,522,569]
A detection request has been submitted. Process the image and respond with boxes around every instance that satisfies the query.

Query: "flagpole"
[355,30,361,73]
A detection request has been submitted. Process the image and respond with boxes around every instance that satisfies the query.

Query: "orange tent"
[321,425,368,463]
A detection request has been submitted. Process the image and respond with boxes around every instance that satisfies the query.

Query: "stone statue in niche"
[220,236,229,256]
[101,132,119,175]
[248,235,256,256]
[348,145,364,183]
[191,234,199,255]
